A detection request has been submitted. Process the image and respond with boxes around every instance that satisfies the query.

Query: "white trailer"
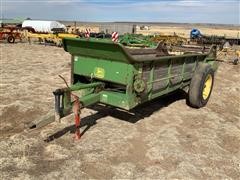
[22,20,66,33]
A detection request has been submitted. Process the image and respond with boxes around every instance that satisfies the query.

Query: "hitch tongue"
[27,110,55,129]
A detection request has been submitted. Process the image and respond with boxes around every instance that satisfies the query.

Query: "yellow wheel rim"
[202,74,213,100]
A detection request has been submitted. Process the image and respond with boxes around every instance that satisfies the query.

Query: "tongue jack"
[58,75,82,140]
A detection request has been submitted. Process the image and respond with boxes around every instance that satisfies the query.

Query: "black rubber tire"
[188,63,214,108]
[7,36,15,43]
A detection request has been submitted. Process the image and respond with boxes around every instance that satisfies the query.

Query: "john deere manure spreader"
[34,38,219,139]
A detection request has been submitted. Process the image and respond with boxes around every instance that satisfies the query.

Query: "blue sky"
[1,0,240,24]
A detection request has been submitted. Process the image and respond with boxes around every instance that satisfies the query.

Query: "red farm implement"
[0,27,22,43]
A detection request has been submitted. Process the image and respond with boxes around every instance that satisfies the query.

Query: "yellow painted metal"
[25,32,79,44]
[57,33,79,39]
[202,74,213,100]
[26,32,78,39]
[94,67,105,79]
[26,32,55,39]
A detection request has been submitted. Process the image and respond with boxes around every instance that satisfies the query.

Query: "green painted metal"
[63,38,135,63]
[55,38,217,119]
[73,56,133,85]
[119,34,156,47]
[70,81,104,91]
[80,93,101,107]
[118,33,187,47]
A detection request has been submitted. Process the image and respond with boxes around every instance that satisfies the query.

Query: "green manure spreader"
[51,38,218,139]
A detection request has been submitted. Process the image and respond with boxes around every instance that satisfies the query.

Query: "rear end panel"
[73,56,133,85]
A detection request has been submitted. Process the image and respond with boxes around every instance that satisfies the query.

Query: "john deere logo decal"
[94,67,105,78]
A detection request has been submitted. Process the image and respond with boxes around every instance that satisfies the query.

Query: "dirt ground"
[0,41,240,179]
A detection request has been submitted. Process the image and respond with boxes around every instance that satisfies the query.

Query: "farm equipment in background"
[118,34,187,48]
[25,29,80,46]
[0,25,81,46]
[89,32,112,39]
[119,34,156,47]
[150,34,188,46]
[29,38,218,140]
[0,26,23,43]
[24,28,113,46]
[190,28,240,46]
